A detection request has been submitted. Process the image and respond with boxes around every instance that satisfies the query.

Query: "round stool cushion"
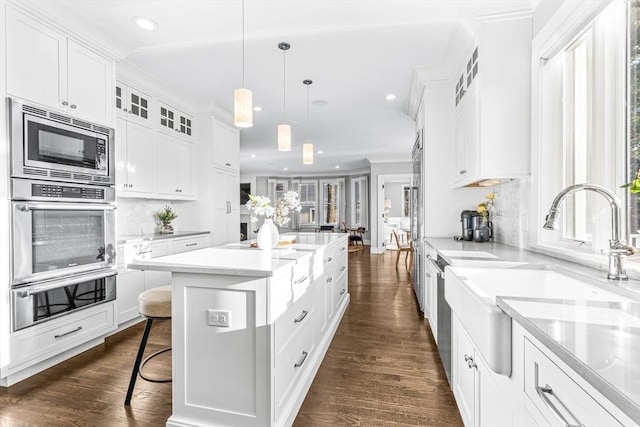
[138,285,172,318]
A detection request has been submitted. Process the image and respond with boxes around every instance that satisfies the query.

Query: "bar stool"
[124,285,172,406]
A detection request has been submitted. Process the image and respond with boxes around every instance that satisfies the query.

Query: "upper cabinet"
[453,16,532,188]
[116,82,152,126]
[5,6,114,126]
[158,101,194,142]
[212,118,240,171]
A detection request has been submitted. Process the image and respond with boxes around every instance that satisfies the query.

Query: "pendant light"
[277,42,291,151]
[302,79,313,164]
[234,0,252,128]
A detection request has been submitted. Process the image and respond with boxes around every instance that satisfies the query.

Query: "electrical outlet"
[207,309,231,327]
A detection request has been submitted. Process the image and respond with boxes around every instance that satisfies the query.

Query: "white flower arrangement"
[246,191,302,227]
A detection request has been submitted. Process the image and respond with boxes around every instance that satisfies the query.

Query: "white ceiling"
[23,0,537,176]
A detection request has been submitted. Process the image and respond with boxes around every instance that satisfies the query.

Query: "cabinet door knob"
[70,104,77,109]
[123,108,128,113]
[62,101,69,106]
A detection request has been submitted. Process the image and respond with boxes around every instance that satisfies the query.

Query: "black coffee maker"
[460,210,480,241]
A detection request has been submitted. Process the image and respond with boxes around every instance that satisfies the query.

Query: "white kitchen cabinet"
[115,117,154,196]
[452,313,513,427]
[6,6,114,126]
[452,16,532,188]
[116,269,145,323]
[212,118,240,171]
[211,168,240,245]
[155,132,195,199]
[514,324,638,427]
[116,82,152,126]
[158,101,194,141]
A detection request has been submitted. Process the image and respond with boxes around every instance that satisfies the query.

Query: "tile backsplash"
[116,198,194,237]
[491,178,531,248]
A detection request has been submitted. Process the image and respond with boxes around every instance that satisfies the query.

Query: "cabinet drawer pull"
[464,354,471,362]
[136,250,152,255]
[325,257,333,263]
[70,104,77,109]
[339,288,345,295]
[534,364,582,427]
[54,326,83,339]
[294,350,309,368]
[340,246,346,251]
[340,266,346,272]
[326,276,333,283]
[186,243,197,247]
[294,275,308,284]
[294,310,308,323]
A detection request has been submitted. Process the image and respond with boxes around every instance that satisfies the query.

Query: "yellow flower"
[477,204,487,214]
[486,192,495,200]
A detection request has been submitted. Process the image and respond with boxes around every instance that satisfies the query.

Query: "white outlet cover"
[207,309,231,327]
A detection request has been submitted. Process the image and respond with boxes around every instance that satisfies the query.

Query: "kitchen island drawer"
[524,337,625,427]
[274,318,315,419]
[274,289,314,354]
[10,302,115,370]
[171,235,209,254]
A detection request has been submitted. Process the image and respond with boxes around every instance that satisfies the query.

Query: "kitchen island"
[129,233,349,427]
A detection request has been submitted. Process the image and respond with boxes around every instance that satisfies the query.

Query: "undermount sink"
[445,264,635,376]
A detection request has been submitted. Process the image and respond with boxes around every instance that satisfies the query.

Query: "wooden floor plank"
[0,248,462,426]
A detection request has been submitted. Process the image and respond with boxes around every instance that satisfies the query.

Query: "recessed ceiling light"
[133,16,159,31]
[317,150,323,154]
[335,165,340,169]
[385,94,397,100]
[312,100,329,107]
[283,167,288,171]
[253,106,263,112]
[250,154,256,158]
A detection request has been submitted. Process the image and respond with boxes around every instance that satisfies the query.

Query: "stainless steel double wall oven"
[9,99,117,331]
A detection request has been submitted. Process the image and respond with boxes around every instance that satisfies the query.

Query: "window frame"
[531,0,627,261]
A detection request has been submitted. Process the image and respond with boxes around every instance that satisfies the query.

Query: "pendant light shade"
[303,142,314,164]
[302,79,313,164]
[234,87,253,128]
[234,0,252,128]
[277,42,291,151]
[278,124,291,151]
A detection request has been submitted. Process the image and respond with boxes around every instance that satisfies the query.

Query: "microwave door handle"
[15,270,117,297]
[19,202,117,212]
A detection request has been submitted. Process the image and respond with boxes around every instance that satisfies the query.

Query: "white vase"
[257,218,279,250]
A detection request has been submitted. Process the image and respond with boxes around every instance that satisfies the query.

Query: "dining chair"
[391,229,413,271]
[348,227,365,250]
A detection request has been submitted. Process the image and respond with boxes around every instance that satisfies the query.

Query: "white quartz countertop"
[128,233,345,276]
[118,230,210,245]
[128,247,297,277]
[426,237,640,421]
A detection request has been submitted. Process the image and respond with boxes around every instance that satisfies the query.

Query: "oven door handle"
[18,202,117,212]
[15,270,117,298]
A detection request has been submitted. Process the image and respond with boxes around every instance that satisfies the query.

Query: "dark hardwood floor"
[0,248,463,426]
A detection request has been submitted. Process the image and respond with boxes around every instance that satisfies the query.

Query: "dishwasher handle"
[426,255,444,275]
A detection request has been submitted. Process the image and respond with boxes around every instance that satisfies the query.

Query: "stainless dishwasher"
[436,255,452,385]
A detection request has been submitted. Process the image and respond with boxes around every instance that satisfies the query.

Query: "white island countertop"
[128,232,345,277]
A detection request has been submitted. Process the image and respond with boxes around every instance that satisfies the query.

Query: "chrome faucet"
[543,183,635,280]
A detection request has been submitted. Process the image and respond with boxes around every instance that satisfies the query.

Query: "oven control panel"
[32,183,104,200]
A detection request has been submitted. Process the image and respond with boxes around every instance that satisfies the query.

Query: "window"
[403,185,411,217]
[628,3,640,238]
[298,180,318,226]
[350,176,368,227]
[536,1,626,254]
[320,179,344,226]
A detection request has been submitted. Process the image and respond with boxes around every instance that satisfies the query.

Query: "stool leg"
[125,318,154,406]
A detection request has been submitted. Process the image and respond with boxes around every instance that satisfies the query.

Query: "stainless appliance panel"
[11,200,116,285]
[436,256,452,385]
[12,269,116,331]
[10,98,115,185]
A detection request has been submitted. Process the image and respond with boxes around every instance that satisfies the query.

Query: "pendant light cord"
[282,48,286,121]
[241,0,245,87]
[306,83,310,140]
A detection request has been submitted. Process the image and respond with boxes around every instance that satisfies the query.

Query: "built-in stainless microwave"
[10,98,115,185]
